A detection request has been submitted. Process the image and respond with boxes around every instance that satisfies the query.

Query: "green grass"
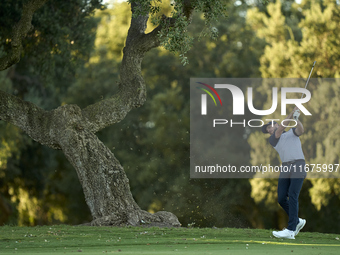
[0,225,339,254]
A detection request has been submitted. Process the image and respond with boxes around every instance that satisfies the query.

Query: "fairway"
[1,225,339,254]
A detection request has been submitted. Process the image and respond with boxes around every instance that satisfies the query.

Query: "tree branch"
[0,0,47,71]
[0,90,57,149]
[81,92,131,133]
[138,15,175,51]
[81,1,151,133]
[81,1,195,133]
[138,0,194,52]
[125,1,149,45]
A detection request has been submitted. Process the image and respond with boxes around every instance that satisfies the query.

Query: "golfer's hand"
[293,109,300,121]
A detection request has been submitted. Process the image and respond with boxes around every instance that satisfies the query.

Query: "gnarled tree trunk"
[0,0,194,227]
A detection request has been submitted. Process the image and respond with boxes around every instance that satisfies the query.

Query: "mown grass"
[0,225,339,254]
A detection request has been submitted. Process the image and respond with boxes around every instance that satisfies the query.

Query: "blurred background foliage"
[0,0,339,233]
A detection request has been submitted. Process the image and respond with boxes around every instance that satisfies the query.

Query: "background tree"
[0,0,102,225]
[0,0,233,227]
[65,0,265,228]
[1,0,266,227]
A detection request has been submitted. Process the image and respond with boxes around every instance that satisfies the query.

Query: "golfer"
[262,106,307,239]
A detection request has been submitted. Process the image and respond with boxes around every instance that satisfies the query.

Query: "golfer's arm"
[275,111,294,138]
[295,120,304,136]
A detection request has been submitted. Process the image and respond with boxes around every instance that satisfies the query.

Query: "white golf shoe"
[272,228,295,239]
[294,218,306,236]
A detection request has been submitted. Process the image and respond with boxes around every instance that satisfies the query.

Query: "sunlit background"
[0,0,339,234]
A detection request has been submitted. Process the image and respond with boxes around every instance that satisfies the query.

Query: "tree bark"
[0,0,196,227]
[55,105,180,227]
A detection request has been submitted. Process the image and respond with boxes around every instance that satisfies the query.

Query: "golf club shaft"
[301,61,316,99]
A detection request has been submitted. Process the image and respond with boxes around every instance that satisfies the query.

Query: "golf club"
[294,61,316,120]
[301,61,316,99]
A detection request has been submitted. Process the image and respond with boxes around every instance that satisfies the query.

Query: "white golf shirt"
[269,128,305,163]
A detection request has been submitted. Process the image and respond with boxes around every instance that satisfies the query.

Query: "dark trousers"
[277,159,306,231]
